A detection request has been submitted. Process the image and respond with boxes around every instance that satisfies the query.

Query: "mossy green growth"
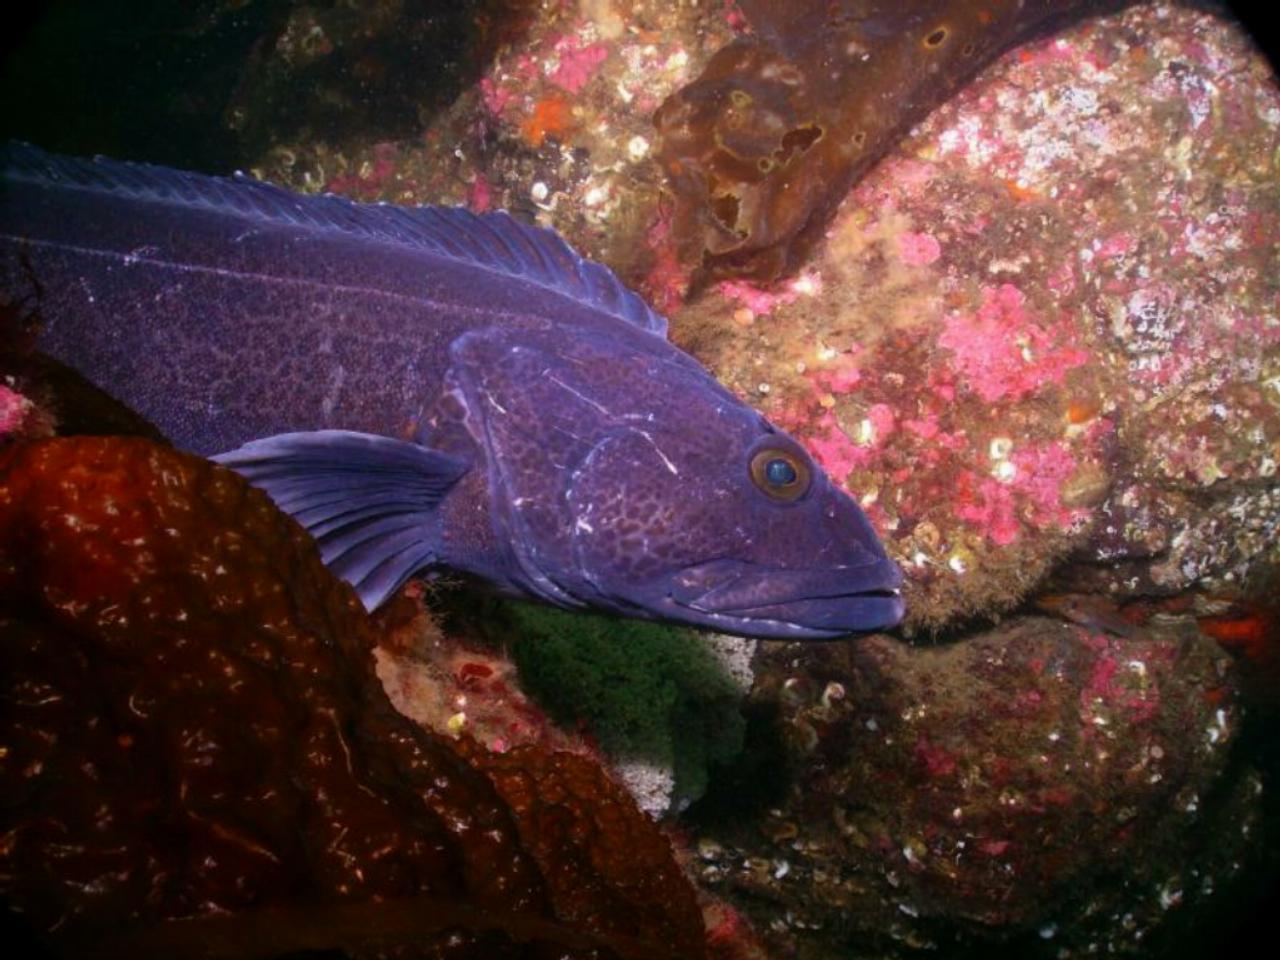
[503,601,747,807]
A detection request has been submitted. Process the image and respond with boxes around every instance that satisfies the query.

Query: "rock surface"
[685,3,1280,631]
[696,618,1256,958]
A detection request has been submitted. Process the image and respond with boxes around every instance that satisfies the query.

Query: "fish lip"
[656,593,905,640]
[661,557,905,638]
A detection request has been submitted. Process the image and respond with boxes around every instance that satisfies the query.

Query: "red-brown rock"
[0,436,705,959]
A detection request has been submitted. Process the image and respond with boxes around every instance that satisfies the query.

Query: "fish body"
[0,144,903,639]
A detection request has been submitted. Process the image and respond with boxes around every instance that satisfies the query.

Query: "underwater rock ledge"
[701,617,1261,958]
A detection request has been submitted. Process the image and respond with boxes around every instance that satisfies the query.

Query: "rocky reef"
[695,617,1256,958]
[679,2,1280,632]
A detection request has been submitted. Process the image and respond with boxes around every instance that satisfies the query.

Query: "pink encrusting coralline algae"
[954,442,1090,546]
[938,283,1090,403]
[897,231,942,266]
[718,270,824,318]
[549,39,609,93]
[0,383,31,438]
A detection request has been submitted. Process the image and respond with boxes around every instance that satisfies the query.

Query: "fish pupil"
[765,458,798,486]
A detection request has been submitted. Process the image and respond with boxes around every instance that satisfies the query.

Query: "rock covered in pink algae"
[692,617,1259,958]
[680,3,1280,629]
[665,11,1280,956]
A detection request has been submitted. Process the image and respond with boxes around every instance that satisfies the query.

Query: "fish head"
[453,326,903,639]
[564,412,904,639]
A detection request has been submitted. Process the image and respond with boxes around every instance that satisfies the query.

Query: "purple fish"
[0,144,903,639]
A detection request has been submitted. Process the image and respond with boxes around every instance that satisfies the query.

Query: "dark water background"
[0,0,530,173]
[1,3,1277,959]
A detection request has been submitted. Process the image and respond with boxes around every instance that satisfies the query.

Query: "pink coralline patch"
[0,384,31,437]
[325,142,401,197]
[1078,633,1162,724]
[1086,417,1116,444]
[1096,231,1137,259]
[642,211,691,312]
[811,350,863,393]
[938,284,1089,403]
[1014,35,1108,70]
[898,231,941,266]
[1083,649,1120,704]
[720,270,822,316]
[719,280,789,315]
[1009,689,1044,717]
[954,442,1085,546]
[1011,441,1079,517]
[549,39,608,93]
[821,366,861,394]
[889,158,937,192]
[867,403,896,443]
[480,76,514,115]
[1047,260,1075,296]
[467,173,492,212]
[955,476,1022,546]
[369,142,399,181]
[903,416,941,440]
[932,380,956,402]
[480,52,540,116]
[914,737,957,778]
[1232,310,1280,349]
[804,412,875,483]
[978,839,1012,858]
[723,0,748,31]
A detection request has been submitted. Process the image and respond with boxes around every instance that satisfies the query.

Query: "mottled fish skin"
[654,0,1131,283]
[0,144,904,639]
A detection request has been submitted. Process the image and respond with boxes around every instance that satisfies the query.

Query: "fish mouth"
[657,557,905,640]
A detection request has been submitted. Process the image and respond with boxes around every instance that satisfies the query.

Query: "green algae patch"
[504,602,747,807]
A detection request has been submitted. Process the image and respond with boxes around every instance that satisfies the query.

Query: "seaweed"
[0,436,706,959]
[654,0,1129,284]
[504,603,747,808]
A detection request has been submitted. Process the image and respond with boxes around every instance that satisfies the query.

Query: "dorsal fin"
[0,141,669,338]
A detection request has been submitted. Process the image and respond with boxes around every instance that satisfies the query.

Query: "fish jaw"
[613,556,905,640]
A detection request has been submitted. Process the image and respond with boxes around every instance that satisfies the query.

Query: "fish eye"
[749,446,811,502]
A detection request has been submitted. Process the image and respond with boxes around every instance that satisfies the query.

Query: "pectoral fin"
[213,430,469,610]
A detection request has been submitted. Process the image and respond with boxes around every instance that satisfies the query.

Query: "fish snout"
[668,557,904,638]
